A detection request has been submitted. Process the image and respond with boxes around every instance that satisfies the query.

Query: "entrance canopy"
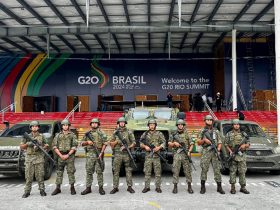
[0,0,275,54]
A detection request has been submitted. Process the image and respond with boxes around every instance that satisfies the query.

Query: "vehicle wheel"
[270,170,280,175]
[44,159,54,180]
[220,167,230,175]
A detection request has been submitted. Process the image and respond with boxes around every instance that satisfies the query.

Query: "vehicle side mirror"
[3,121,9,128]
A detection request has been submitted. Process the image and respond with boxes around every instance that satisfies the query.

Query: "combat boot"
[127,186,135,193]
[81,187,92,195]
[200,180,206,194]
[142,187,150,193]
[217,182,225,194]
[187,182,194,194]
[230,184,236,194]
[51,185,61,196]
[70,184,76,195]
[240,185,250,194]
[110,188,119,194]
[22,192,30,198]
[40,190,47,196]
[155,187,162,193]
[172,184,178,194]
[99,186,105,195]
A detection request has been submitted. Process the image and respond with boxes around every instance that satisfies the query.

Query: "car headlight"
[274,146,280,154]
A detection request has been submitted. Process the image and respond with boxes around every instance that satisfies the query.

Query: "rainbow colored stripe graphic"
[90,58,109,89]
[0,54,70,112]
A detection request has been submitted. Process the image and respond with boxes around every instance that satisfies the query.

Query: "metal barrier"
[267,100,277,111]
[64,101,81,121]
[203,101,218,120]
[0,102,16,122]
[226,81,248,111]
[251,99,277,111]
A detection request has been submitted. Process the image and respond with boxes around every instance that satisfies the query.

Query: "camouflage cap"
[204,115,213,121]
[29,120,40,128]
[61,119,71,126]
[176,119,186,126]
[117,117,127,124]
[90,118,100,125]
[232,119,240,125]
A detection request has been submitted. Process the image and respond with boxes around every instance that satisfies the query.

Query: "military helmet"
[232,119,240,125]
[29,120,40,129]
[147,119,157,126]
[61,119,71,126]
[117,117,127,124]
[90,118,100,125]
[204,115,213,121]
[176,119,186,126]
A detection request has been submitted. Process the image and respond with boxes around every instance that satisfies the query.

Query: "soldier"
[80,118,107,195]
[140,119,166,193]
[225,119,250,194]
[197,115,225,194]
[51,119,78,196]
[109,117,136,194]
[168,119,194,194]
[20,121,49,198]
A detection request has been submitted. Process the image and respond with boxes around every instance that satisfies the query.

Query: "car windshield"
[222,123,266,137]
[154,109,172,120]
[132,110,150,120]
[1,124,52,137]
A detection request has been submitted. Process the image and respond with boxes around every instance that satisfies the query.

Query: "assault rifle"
[85,132,105,172]
[140,138,168,163]
[173,134,196,171]
[114,130,137,169]
[202,129,225,171]
[23,132,55,165]
[227,132,248,162]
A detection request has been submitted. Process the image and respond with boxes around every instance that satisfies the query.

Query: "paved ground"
[0,157,280,210]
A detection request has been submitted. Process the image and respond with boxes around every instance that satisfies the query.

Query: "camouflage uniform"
[53,131,78,185]
[198,127,223,182]
[170,129,194,184]
[225,130,250,186]
[111,127,135,188]
[21,132,48,194]
[140,130,166,189]
[82,129,107,187]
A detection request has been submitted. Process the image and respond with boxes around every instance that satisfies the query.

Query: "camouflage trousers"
[112,153,133,188]
[172,153,192,184]
[24,161,45,193]
[144,156,161,188]
[85,156,103,187]
[55,155,76,185]
[200,149,222,182]
[229,160,247,185]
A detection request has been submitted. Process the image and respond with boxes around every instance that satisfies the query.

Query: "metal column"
[274,0,280,145]
[46,33,50,58]
[178,0,182,27]
[168,32,171,59]
[232,29,237,110]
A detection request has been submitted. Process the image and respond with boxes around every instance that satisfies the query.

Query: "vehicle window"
[53,124,60,136]
[154,109,172,120]
[132,110,150,120]
[222,123,266,137]
[213,122,220,131]
[1,124,51,137]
